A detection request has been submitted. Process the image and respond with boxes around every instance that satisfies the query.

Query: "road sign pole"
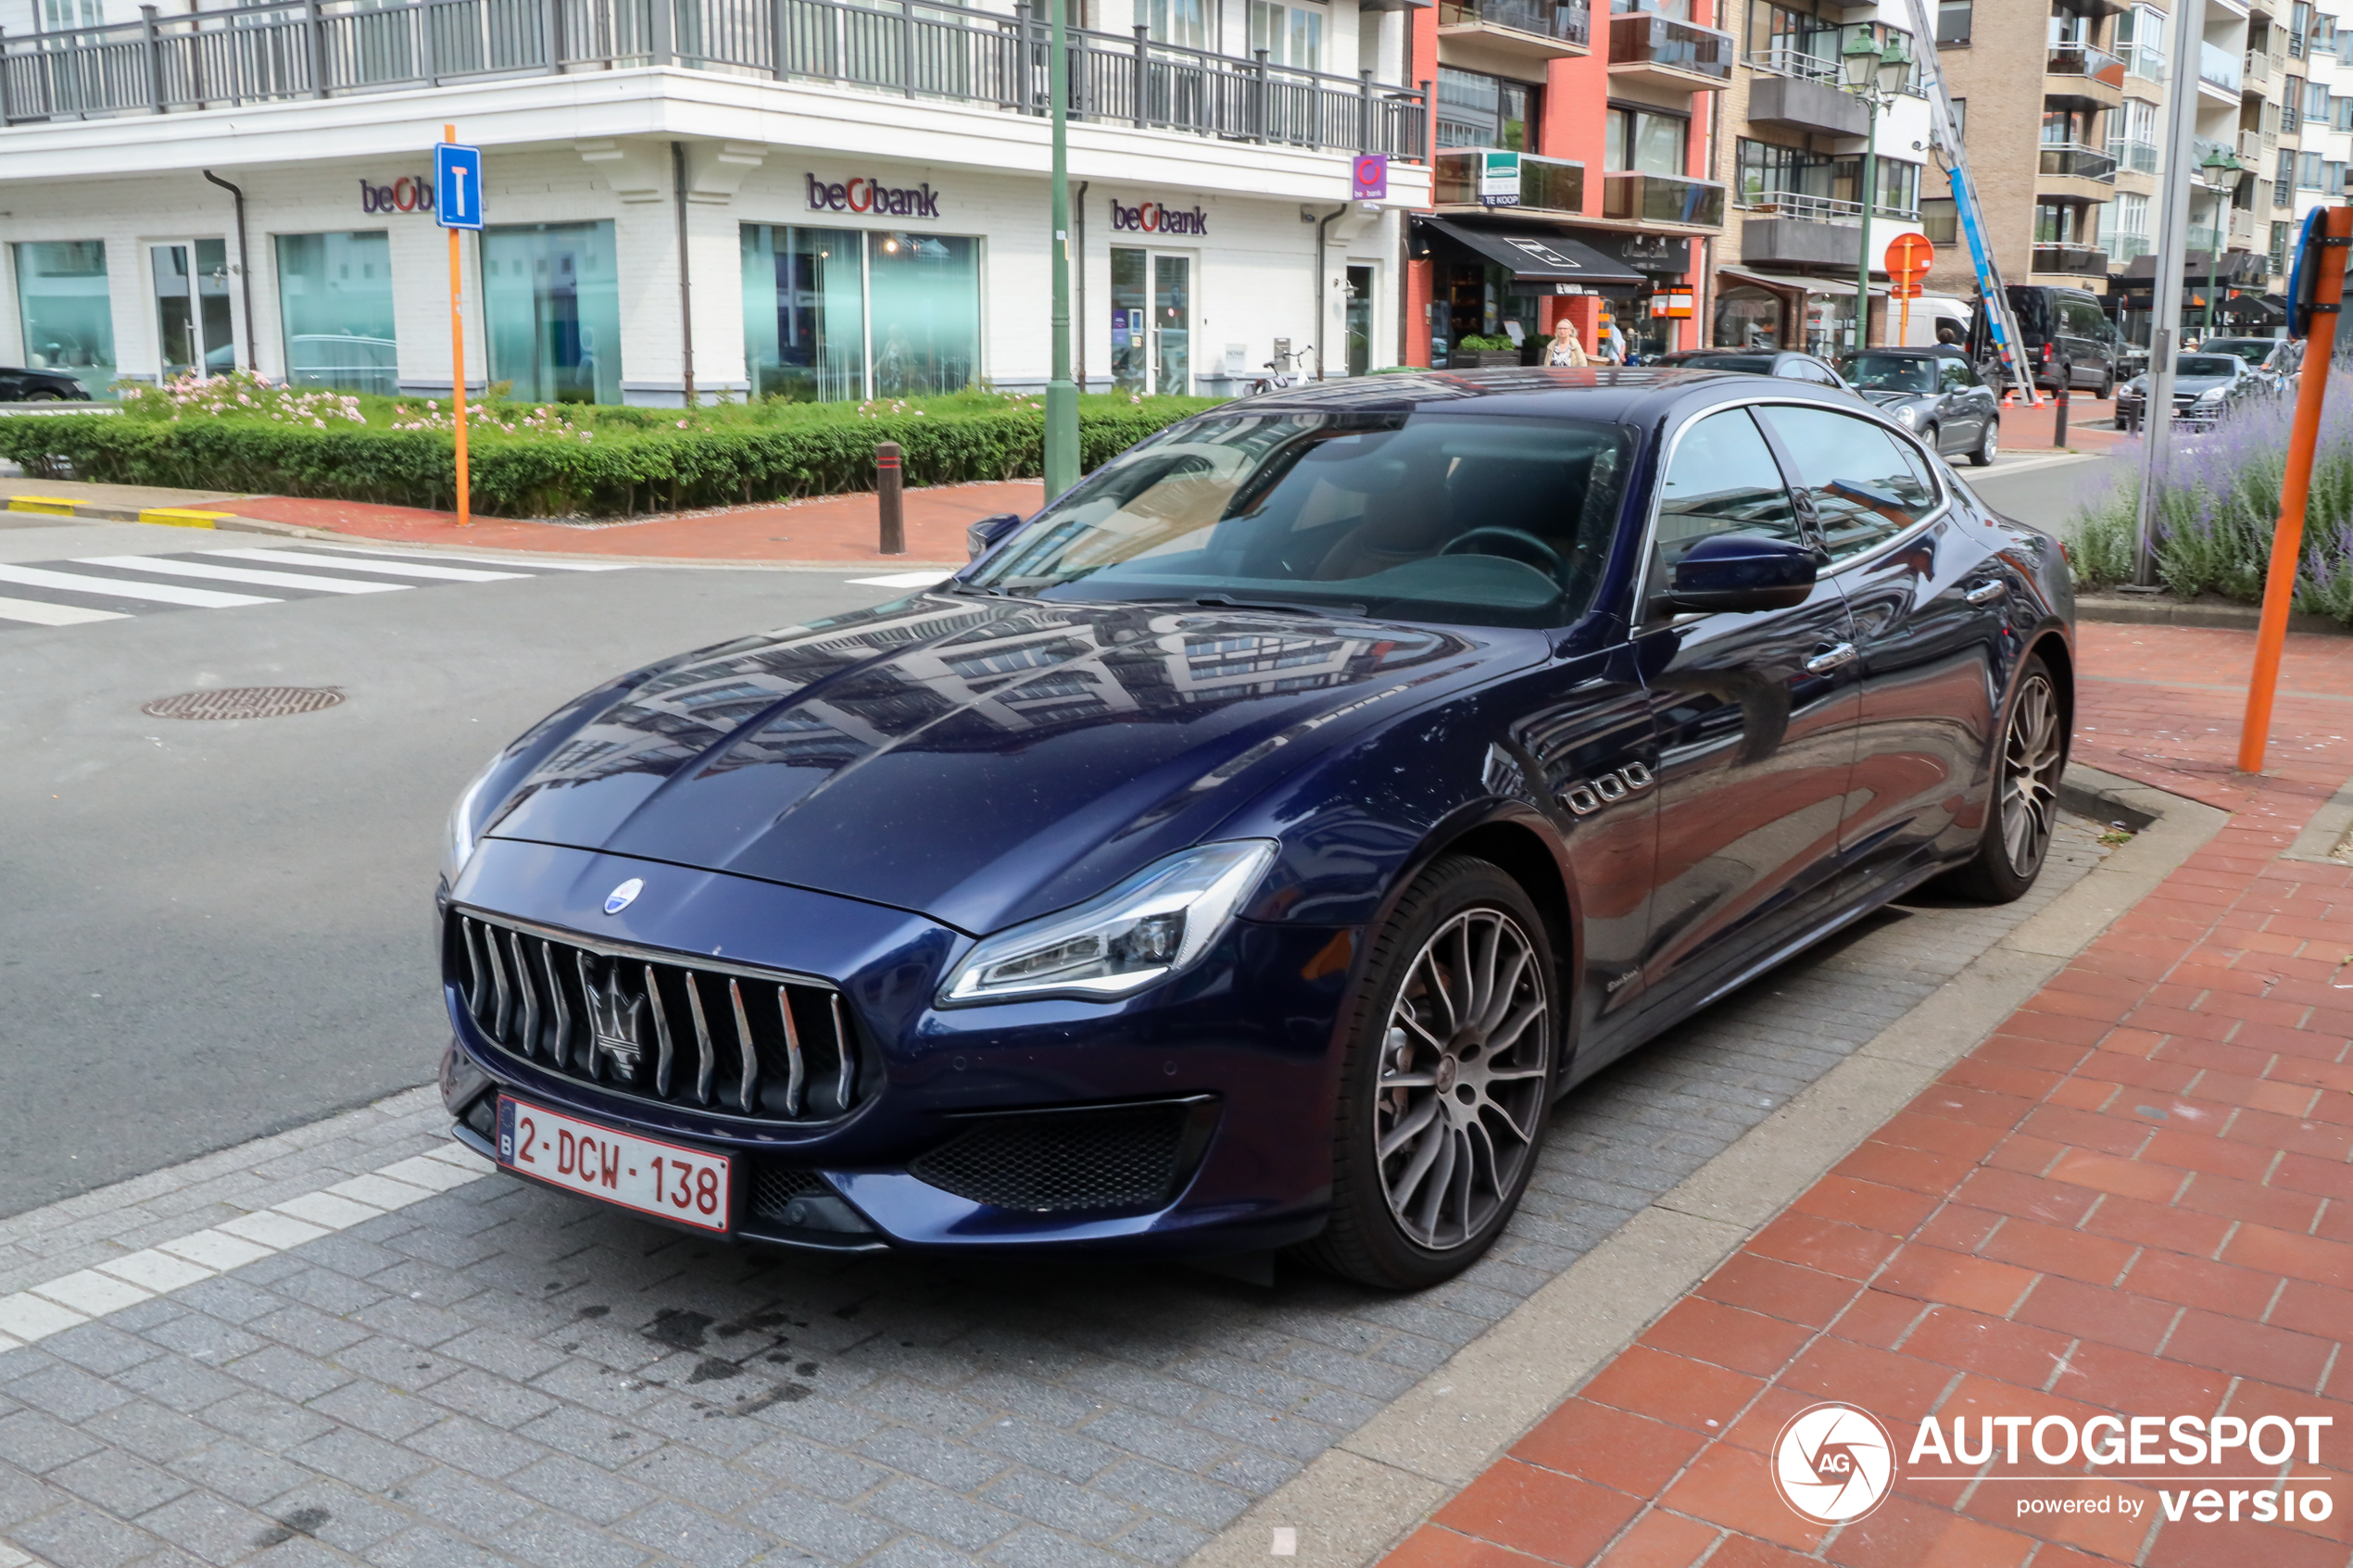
[444,123,472,528]
[2237,203,2352,774]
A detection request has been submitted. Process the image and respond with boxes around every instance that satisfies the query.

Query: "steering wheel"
[1441,526,1571,591]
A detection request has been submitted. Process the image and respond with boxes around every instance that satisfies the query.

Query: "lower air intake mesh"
[910,1103,1193,1213]
[749,1165,828,1222]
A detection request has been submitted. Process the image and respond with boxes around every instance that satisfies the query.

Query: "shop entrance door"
[151,240,235,380]
[1344,265,1375,376]
[1110,248,1193,395]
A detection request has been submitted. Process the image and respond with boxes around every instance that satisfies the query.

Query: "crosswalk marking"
[71,556,411,596]
[296,543,630,572]
[0,563,278,608]
[0,595,129,626]
[212,548,529,583]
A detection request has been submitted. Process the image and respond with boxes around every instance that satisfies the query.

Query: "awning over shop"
[1718,267,1892,297]
[1416,217,1646,288]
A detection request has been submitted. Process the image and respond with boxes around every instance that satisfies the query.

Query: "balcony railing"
[2105,136,2159,173]
[1438,0,1590,45]
[2232,207,2258,241]
[2046,42,2126,88]
[1736,188,1861,223]
[2039,142,2118,181]
[2241,128,2264,159]
[1600,168,1726,225]
[1432,147,1585,211]
[2108,232,2153,260]
[2124,40,2165,81]
[2200,39,2243,91]
[2246,46,2271,81]
[1746,41,1837,81]
[0,0,1428,156]
[1607,12,1732,82]
[2032,242,2108,273]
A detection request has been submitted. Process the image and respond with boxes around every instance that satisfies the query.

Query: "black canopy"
[1416,217,1646,289]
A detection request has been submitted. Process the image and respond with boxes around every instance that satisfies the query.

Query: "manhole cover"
[142,686,346,721]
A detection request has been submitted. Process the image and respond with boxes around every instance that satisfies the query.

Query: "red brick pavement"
[1383,621,2353,1568]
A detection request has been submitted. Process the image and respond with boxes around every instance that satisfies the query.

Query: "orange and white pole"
[2237,203,2351,773]
[447,122,472,529]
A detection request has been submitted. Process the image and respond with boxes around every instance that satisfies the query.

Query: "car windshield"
[1673,355,1776,372]
[1843,355,1939,393]
[2176,356,2238,378]
[964,410,1634,628]
[2204,340,2272,366]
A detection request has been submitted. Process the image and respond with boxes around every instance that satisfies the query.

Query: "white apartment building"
[0,0,1432,403]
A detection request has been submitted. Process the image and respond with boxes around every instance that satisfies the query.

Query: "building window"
[1919,196,1957,244]
[1747,0,1839,75]
[11,240,114,397]
[1147,0,1207,48]
[2291,0,2309,56]
[40,0,102,28]
[2278,145,2298,193]
[481,221,622,405]
[2272,220,2294,272]
[2329,160,2350,197]
[2302,150,2325,188]
[1248,0,1322,67]
[1935,0,1969,44]
[2115,4,2164,77]
[2334,95,2353,131]
[1872,159,1920,217]
[2306,77,2332,120]
[1436,67,1539,151]
[2104,191,2150,259]
[1606,103,1688,174]
[869,232,981,396]
[740,225,865,403]
[273,231,396,396]
[2041,107,2096,145]
[1948,96,1965,140]
[2034,202,2091,244]
[2285,75,2305,130]
[1713,284,1786,349]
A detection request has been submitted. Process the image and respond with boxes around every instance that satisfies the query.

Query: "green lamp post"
[1840,31,1913,355]
[1044,0,1079,496]
[2195,144,2244,342]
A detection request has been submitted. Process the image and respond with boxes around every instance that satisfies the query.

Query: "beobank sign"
[1110,197,1209,236]
[1771,1401,2337,1536]
[359,177,435,215]
[805,174,942,219]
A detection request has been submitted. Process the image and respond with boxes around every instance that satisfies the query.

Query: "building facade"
[0,0,1431,401]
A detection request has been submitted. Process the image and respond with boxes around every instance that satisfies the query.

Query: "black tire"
[1970,417,1999,468]
[1299,855,1557,1290]
[20,391,61,403]
[1940,653,2067,904]
[2098,368,2116,400]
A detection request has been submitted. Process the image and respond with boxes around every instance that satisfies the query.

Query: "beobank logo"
[1768,1405,2337,1530]
[1109,197,1208,236]
[804,173,941,219]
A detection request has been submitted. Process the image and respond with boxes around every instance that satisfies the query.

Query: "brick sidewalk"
[1384,622,2353,1568]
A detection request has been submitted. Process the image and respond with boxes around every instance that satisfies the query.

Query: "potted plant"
[1453,334,1525,369]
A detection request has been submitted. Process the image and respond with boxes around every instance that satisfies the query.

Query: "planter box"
[1453,350,1528,368]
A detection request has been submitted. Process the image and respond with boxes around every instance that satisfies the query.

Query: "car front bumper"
[438,839,1358,1258]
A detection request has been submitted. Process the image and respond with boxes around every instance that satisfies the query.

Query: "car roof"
[1852,347,1944,358]
[1206,367,1865,425]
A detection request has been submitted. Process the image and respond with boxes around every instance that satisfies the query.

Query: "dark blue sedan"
[436,368,2073,1289]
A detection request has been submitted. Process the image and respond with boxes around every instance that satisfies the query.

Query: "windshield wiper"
[1192,593,1369,618]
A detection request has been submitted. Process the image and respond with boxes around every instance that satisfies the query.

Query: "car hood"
[482,593,1513,935]
[1857,388,1937,408]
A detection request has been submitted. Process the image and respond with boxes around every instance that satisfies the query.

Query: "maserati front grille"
[447,910,863,1123]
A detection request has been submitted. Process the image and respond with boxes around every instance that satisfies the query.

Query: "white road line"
[213,547,529,583]
[72,555,410,595]
[849,571,953,588]
[297,542,630,571]
[0,595,130,626]
[0,1142,491,1353]
[0,563,278,608]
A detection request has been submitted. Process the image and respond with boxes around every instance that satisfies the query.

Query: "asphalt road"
[1965,448,2119,533]
[0,519,901,1217]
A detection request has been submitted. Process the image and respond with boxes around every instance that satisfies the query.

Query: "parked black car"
[2005,285,2123,396]
[0,366,92,402]
[1841,349,2002,466]
[1655,350,1853,390]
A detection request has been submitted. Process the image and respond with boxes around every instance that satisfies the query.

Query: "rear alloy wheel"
[1971,418,1999,468]
[1943,656,2066,903]
[1302,856,1555,1288]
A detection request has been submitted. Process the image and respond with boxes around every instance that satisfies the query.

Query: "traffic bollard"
[876,442,905,556]
[2053,380,2070,447]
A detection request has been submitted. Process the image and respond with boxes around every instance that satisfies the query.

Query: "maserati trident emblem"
[603,877,643,914]
[585,963,646,1083]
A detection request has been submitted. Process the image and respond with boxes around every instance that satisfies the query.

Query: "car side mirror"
[965,512,1025,560]
[1656,533,1819,616]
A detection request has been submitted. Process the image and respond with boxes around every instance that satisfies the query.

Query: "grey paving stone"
[224,1347,356,1406]
[1087,1462,1246,1532]
[5,1363,137,1424]
[80,1402,215,1467]
[197,1392,337,1457]
[253,1477,415,1554]
[978,1469,1138,1540]
[7,1499,159,1568]
[48,1447,195,1517]
[134,1317,266,1370]
[854,1427,1008,1493]
[414,1369,557,1432]
[866,1479,1021,1552]
[41,1324,166,1381]
[985,1524,1133,1568]
[165,1441,313,1510]
[613,1498,775,1568]
[304,1380,445,1442]
[511,1406,662,1468]
[134,1489,281,1567]
[489,1508,649,1568]
[284,1426,437,1491]
[396,1416,541,1481]
[862,1531,983,1568]
[359,1524,511,1568]
[246,1306,374,1361]
[504,1453,657,1525]
[741,1488,900,1564]
[621,1445,768,1514]
[383,1465,539,1537]
[1106,1515,1213,1566]
[0,1458,65,1529]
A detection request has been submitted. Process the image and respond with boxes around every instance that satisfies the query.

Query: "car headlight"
[2194,386,2225,404]
[937,839,1277,1005]
[1892,405,1919,427]
[441,751,508,886]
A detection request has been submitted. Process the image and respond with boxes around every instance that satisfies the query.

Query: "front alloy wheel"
[1944,655,2067,903]
[1303,855,1556,1288]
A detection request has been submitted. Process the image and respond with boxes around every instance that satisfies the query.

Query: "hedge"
[0,399,1220,519]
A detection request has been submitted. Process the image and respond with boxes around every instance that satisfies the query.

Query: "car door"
[1754,404,2006,890]
[1623,406,1864,1032]
[1935,357,1982,447]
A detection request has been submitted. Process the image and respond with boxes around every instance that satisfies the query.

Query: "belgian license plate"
[497,1096,732,1234]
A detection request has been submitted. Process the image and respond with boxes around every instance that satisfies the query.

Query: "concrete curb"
[1182,765,2230,1568]
[2074,594,2352,635]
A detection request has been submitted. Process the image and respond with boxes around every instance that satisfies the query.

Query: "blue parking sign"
[435,143,483,230]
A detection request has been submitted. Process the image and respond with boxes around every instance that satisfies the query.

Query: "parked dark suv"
[2005,285,2123,397]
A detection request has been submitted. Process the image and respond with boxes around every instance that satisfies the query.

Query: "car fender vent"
[909,1100,1213,1214]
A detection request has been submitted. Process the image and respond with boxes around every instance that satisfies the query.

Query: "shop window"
[741,224,865,403]
[1249,0,1323,68]
[12,240,115,397]
[274,231,396,396]
[1437,67,1538,151]
[482,221,622,405]
[869,232,981,396]
[1713,284,1784,350]
[1606,104,1687,174]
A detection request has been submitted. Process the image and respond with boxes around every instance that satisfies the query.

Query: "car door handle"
[1964,580,2007,605]
[1805,643,1858,674]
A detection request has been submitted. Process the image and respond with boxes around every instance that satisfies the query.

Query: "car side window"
[1651,409,1805,589]
[1755,406,1940,563]
[1939,358,1973,392]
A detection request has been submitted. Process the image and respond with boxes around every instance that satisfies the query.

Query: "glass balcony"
[2039,143,2119,181]
[1600,169,1726,226]
[2031,243,2108,274]
[2104,137,2160,173]
[2199,40,2243,91]
[1606,12,1732,85]
[1432,148,1587,212]
[2046,42,2127,88]
[1438,0,1592,48]
[2125,41,2166,82]
[2108,233,2153,260]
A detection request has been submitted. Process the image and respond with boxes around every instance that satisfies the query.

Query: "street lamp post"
[1840,31,1912,355]
[1044,0,1079,497]
[2195,145,2243,343]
